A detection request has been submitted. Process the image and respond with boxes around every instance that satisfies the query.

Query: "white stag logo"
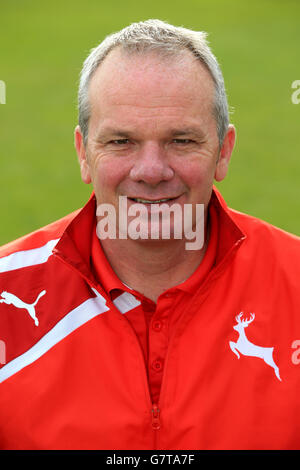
[229,313,281,381]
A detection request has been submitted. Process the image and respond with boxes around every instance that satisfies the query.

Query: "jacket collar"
[209,187,246,266]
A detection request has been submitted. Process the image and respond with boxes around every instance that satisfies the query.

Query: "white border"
[0,239,60,273]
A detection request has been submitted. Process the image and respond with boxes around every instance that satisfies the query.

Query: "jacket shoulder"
[229,207,299,239]
[228,207,300,261]
[0,209,80,259]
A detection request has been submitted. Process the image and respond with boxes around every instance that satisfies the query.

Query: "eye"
[172,139,195,145]
[109,139,130,145]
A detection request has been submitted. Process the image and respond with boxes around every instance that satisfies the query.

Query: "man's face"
[75,48,235,240]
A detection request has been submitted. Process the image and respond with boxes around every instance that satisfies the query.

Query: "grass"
[0,0,300,245]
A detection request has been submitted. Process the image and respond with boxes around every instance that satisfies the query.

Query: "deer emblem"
[229,312,281,381]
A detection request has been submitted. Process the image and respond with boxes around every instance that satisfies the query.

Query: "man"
[0,20,299,450]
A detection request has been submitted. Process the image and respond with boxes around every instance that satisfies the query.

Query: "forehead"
[88,47,215,129]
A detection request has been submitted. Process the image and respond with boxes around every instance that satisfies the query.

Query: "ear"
[214,124,236,182]
[74,125,92,184]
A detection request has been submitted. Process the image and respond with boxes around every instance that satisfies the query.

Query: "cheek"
[179,158,216,187]
[92,158,129,194]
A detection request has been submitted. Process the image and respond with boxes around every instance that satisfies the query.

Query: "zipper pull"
[151,403,161,430]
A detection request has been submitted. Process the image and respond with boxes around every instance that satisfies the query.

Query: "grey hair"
[78,19,229,147]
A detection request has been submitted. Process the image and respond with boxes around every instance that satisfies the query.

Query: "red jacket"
[0,188,300,450]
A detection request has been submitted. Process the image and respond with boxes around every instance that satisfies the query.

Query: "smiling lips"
[129,196,180,204]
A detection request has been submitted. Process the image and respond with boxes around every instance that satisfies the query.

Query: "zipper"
[151,403,161,430]
[55,250,161,446]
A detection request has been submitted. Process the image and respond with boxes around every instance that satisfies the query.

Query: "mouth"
[128,196,180,204]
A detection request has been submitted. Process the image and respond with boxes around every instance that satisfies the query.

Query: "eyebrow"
[96,126,206,140]
[95,128,134,140]
[169,128,206,139]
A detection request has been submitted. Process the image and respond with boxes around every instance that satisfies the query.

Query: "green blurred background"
[0,0,299,245]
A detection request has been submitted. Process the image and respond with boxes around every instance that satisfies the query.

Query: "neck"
[100,219,210,302]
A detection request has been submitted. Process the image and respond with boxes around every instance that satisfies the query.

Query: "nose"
[129,142,174,185]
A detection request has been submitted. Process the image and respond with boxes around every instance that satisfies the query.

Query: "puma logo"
[0,290,46,326]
